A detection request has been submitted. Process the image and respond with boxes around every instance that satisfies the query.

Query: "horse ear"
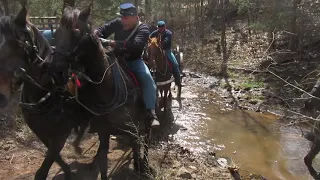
[79,3,92,22]
[14,5,28,26]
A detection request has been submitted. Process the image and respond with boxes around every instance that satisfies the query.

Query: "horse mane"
[61,6,80,30]
[60,6,106,57]
[149,37,159,47]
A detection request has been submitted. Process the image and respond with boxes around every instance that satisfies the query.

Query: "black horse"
[0,5,93,180]
[51,4,152,180]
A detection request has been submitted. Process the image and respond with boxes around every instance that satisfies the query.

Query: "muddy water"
[170,74,319,180]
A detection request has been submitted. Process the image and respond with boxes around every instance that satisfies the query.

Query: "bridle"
[148,37,168,76]
[0,24,51,92]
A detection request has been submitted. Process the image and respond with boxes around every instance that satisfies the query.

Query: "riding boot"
[147,109,160,127]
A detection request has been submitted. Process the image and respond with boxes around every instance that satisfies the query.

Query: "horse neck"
[78,46,116,104]
[81,47,112,83]
[22,26,54,103]
[153,45,166,70]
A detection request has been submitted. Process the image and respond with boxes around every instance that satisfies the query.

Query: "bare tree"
[0,0,10,15]
[289,0,302,52]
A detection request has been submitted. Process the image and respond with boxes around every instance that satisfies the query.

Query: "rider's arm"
[115,24,150,54]
[162,30,172,49]
[96,18,120,38]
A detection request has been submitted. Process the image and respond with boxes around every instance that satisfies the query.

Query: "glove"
[99,38,112,47]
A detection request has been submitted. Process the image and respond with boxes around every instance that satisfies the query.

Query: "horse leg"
[304,138,320,179]
[35,137,72,180]
[163,89,169,124]
[96,132,110,180]
[72,122,88,155]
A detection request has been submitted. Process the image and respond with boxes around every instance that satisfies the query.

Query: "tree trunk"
[168,0,173,30]
[0,0,10,15]
[145,0,150,22]
[200,0,204,46]
[289,0,301,52]
[220,0,228,76]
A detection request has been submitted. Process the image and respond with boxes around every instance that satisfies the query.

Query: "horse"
[147,37,174,123]
[0,5,91,179]
[301,79,320,180]
[51,5,152,179]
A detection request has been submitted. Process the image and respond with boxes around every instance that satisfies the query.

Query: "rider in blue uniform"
[94,3,160,127]
[149,21,182,98]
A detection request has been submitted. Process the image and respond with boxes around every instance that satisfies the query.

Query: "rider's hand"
[93,29,100,37]
[110,40,116,48]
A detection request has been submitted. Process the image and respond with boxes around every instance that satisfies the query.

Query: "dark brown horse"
[51,5,152,180]
[301,79,320,180]
[147,37,174,121]
[0,5,91,180]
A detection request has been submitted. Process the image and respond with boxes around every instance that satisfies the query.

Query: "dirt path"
[0,72,235,180]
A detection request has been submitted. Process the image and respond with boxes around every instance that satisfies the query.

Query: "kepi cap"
[117,3,137,16]
[157,21,165,27]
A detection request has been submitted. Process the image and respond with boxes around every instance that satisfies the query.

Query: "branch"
[287,109,320,121]
[267,67,320,100]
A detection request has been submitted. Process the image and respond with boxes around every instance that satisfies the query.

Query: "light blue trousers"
[126,59,156,109]
[164,49,181,84]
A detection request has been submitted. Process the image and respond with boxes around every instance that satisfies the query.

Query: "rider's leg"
[126,59,160,127]
[164,49,181,86]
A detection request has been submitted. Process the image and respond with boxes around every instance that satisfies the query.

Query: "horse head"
[52,3,105,81]
[0,5,52,108]
[147,37,164,70]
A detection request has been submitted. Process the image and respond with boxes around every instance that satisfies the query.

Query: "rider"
[94,3,160,127]
[149,21,182,98]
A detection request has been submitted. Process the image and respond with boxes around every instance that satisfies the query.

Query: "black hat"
[117,3,137,16]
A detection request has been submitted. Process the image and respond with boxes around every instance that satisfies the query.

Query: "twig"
[82,140,98,156]
[264,28,275,55]
[10,154,14,164]
[287,110,320,121]
[267,68,320,100]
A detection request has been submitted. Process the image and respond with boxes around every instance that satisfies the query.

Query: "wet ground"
[0,71,319,180]
[167,71,318,180]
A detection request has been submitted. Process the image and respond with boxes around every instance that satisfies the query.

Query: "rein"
[55,33,129,115]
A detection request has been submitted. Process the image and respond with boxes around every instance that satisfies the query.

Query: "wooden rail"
[29,16,59,30]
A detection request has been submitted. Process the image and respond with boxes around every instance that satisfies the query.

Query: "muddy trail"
[0,71,317,180]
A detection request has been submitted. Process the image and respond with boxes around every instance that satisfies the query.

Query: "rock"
[217,158,228,168]
[189,165,197,171]
[110,135,117,140]
[3,144,10,151]
[249,99,259,105]
[180,127,187,131]
[178,167,192,179]
[173,160,181,168]
[5,156,10,160]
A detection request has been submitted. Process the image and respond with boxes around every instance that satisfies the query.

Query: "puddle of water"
[172,85,318,180]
